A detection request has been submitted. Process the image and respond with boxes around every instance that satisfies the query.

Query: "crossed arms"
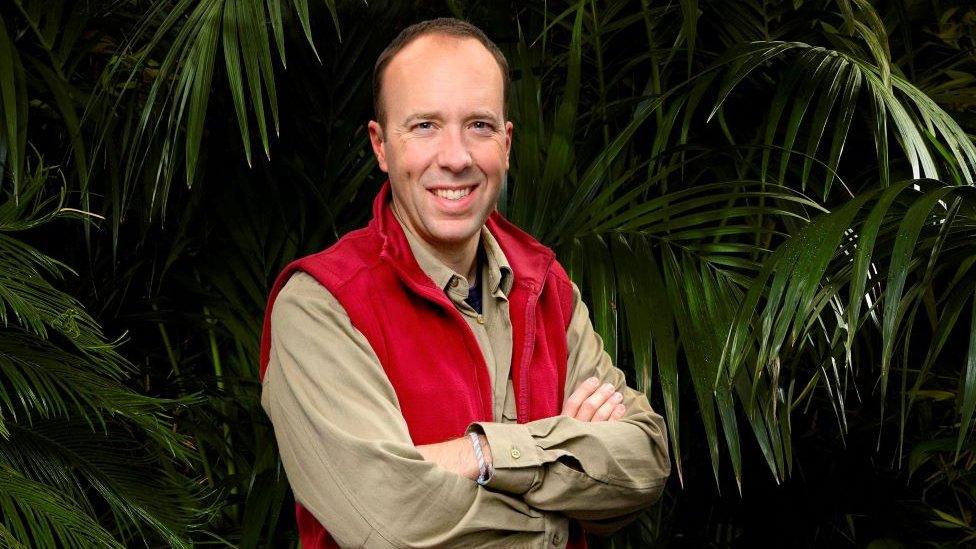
[262,272,671,548]
[416,376,631,481]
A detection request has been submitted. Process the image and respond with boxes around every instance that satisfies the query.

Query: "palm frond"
[0,167,126,364]
[90,0,341,219]
[0,465,122,549]
[722,180,976,461]
[705,40,976,192]
[0,139,203,546]
[1,420,203,548]
[0,11,27,197]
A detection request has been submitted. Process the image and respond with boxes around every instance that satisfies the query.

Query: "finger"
[576,383,616,421]
[561,377,600,417]
[592,392,624,422]
[609,403,627,422]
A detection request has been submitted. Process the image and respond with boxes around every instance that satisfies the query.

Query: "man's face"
[368,34,512,253]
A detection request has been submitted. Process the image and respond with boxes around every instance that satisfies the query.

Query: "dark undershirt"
[465,250,484,315]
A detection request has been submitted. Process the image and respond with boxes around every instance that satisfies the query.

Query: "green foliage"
[0,3,206,546]
[0,168,203,545]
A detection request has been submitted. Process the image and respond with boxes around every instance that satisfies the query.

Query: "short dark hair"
[372,18,510,125]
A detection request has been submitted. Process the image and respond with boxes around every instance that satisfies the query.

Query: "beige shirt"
[262,214,671,548]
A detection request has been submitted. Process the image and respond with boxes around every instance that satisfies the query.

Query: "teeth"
[433,187,472,200]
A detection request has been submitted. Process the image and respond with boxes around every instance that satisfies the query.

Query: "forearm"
[473,407,669,521]
[413,412,666,531]
[416,434,492,481]
[268,387,555,548]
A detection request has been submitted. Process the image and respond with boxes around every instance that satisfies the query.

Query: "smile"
[430,187,474,201]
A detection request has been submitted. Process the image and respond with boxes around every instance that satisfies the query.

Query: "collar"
[391,203,513,298]
[372,181,555,298]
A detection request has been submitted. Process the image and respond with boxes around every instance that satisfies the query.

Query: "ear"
[503,120,513,169]
[368,120,389,173]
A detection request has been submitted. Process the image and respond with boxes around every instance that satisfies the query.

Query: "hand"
[561,377,626,421]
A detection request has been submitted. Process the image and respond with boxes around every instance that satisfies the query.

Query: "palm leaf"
[91,0,341,220]
[0,466,120,549]
[0,12,27,197]
[1,420,202,547]
[0,156,202,545]
[704,40,976,192]
[723,180,976,461]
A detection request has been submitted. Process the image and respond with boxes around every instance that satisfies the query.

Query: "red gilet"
[260,182,587,548]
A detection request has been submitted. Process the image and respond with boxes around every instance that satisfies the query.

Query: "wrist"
[478,434,492,469]
[467,432,494,484]
[460,436,479,479]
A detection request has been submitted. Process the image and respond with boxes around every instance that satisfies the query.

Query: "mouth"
[427,185,477,202]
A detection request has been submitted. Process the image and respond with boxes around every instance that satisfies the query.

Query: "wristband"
[468,431,493,485]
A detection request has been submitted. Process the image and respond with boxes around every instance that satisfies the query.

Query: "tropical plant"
[0,2,207,547]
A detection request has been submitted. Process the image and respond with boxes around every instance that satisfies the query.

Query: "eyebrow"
[401,112,442,126]
[467,110,504,124]
[400,110,503,127]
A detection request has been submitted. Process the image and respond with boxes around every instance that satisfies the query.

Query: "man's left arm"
[468,281,671,533]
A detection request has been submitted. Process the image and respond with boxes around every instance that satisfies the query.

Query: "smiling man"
[260,18,671,548]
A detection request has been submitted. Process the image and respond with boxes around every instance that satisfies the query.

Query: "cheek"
[495,137,512,165]
[395,142,437,174]
[474,140,509,171]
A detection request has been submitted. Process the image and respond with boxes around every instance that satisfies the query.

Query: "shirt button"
[476,314,485,324]
[552,532,563,545]
[510,448,521,459]
[449,278,459,288]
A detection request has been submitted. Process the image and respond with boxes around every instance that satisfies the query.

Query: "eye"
[472,120,495,132]
[414,121,434,131]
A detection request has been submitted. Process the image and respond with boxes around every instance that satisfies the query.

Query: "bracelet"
[468,432,493,485]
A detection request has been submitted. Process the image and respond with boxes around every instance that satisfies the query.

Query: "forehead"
[381,34,505,119]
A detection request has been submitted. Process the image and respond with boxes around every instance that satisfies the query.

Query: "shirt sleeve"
[262,272,570,548]
[471,282,671,531]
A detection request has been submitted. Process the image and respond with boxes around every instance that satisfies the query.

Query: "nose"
[436,126,473,173]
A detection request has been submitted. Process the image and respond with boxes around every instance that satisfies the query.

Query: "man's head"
[367,18,513,258]
[372,18,511,126]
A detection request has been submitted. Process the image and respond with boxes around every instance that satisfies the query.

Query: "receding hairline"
[381,36,507,123]
[372,18,511,126]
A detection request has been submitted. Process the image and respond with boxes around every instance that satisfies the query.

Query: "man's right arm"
[261,272,568,548]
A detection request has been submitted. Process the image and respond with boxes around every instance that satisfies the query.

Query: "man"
[260,18,670,548]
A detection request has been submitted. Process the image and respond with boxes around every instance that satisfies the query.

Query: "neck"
[426,236,479,282]
[391,201,480,282]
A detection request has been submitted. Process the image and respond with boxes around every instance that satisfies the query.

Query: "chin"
[427,222,483,246]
